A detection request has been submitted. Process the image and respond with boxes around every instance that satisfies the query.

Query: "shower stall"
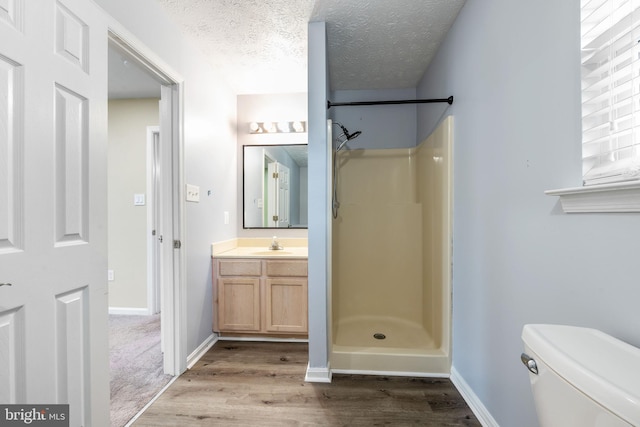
[330,116,453,376]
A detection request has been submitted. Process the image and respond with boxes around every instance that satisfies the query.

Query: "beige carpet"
[109,314,173,427]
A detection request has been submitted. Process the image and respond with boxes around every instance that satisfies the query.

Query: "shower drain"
[373,333,386,340]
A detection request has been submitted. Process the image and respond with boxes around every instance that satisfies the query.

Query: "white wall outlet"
[186,184,200,202]
[108,269,114,281]
[134,194,145,206]
[224,211,229,225]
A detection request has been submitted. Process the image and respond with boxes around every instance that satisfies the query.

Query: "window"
[545,0,640,212]
[581,0,640,185]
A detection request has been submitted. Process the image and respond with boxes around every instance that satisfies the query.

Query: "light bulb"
[292,121,304,132]
[264,122,277,133]
[277,121,291,133]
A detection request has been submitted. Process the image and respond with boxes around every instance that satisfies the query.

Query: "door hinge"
[272,215,279,221]
[173,240,182,249]
[152,229,156,236]
[272,172,279,178]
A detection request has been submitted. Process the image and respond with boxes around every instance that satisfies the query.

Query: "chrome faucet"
[270,236,283,251]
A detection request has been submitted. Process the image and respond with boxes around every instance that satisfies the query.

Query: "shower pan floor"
[331,315,449,375]
[334,315,435,351]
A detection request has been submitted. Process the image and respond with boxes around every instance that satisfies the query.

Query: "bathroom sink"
[251,250,293,256]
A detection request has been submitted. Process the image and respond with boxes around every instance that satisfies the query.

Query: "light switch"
[134,194,145,206]
[186,184,200,202]
[108,270,114,281]
[224,211,229,225]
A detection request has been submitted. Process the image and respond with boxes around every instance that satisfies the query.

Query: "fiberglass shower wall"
[331,109,452,375]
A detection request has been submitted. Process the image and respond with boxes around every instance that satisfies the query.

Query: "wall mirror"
[243,144,308,229]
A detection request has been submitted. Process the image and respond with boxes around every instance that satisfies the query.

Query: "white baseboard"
[450,366,499,427]
[305,363,332,383]
[187,333,218,369]
[108,307,150,315]
[217,336,308,343]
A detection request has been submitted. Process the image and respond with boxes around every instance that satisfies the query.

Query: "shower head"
[347,130,362,141]
[334,122,362,151]
[336,123,361,141]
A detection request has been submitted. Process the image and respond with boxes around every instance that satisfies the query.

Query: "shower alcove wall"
[331,116,453,376]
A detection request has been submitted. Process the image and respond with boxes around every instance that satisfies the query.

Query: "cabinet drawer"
[218,259,262,276]
[265,260,308,277]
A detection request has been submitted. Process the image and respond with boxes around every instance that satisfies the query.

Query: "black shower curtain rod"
[327,95,453,109]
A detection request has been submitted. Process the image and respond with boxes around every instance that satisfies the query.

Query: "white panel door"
[0,0,109,425]
[277,163,290,228]
[267,161,278,227]
[265,162,290,228]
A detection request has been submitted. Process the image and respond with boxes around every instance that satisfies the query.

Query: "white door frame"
[107,27,187,376]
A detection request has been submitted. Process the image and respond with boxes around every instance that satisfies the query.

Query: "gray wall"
[418,0,640,425]
[107,99,159,311]
[307,20,331,373]
[329,89,417,149]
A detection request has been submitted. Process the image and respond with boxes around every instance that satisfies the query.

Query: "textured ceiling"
[151,0,466,94]
[312,0,466,91]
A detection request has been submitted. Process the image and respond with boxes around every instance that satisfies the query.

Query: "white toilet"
[521,324,640,427]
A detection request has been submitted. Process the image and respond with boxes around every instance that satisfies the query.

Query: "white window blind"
[581,0,640,185]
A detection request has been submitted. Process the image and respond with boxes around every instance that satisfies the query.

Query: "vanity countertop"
[211,238,308,259]
[214,246,308,259]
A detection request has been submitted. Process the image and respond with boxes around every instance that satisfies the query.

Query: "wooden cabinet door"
[218,278,261,332]
[264,278,308,333]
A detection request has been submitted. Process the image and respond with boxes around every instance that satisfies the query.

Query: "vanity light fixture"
[248,121,306,134]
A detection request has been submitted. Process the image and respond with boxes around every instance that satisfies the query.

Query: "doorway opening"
[107,29,184,425]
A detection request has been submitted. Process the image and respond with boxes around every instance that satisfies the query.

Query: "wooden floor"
[133,341,481,426]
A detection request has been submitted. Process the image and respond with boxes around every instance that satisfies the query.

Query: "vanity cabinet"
[213,257,308,336]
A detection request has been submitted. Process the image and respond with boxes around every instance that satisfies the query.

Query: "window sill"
[545,181,640,213]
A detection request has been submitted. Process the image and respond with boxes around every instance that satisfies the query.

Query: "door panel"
[54,84,89,245]
[0,0,23,32]
[0,52,23,253]
[55,287,89,421]
[0,0,109,425]
[55,2,89,73]
[0,307,26,403]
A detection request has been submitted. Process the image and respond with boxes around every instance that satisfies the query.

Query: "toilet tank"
[522,324,640,427]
